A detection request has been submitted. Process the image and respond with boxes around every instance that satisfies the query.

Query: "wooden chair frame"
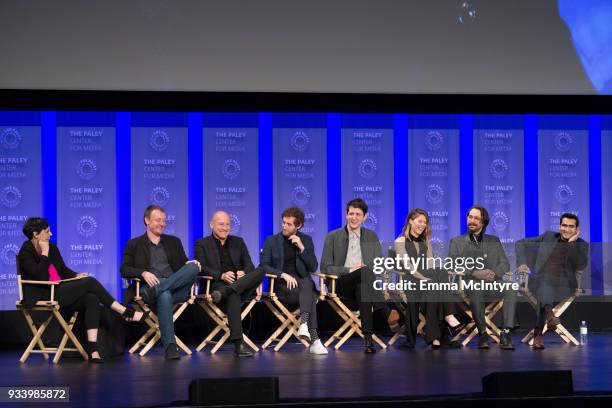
[127,278,195,356]
[316,273,387,350]
[381,269,426,346]
[195,276,260,354]
[519,270,584,346]
[452,273,503,346]
[16,275,88,363]
[261,274,310,351]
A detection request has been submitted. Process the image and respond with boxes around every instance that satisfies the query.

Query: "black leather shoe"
[86,341,104,364]
[499,331,515,350]
[234,343,254,357]
[364,337,376,354]
[141,286,157,305]
[441,340,461,349]
[164,344,181,360]
[477,334,490,349]
[398,341,415,350]
[212,286,232,304]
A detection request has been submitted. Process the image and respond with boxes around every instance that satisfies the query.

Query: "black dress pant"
[337,267,389,335]
[57,277,116,330]
[534,275,571,327]
[275,276,318,329]
[212,267,265,341]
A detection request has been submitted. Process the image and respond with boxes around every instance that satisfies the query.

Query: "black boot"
[212,286,233,304]
[477,333,490,349]
[364,335,376,354]
[499,329,515,350]
[234,341,254,357]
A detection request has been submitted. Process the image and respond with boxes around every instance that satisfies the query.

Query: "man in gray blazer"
[449,205,517,350]
[516,213,588,349]
[321,198,399,353]
[261,207,327,354]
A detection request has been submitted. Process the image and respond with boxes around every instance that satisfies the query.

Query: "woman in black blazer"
[17,217,146,362]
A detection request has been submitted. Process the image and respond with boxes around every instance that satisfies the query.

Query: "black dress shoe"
[398,341,415,350]
[212,286,232,304]
[234,343,254,357]
[364,337,376,354]
[499,331,515,350]
[441,340,462,349]
[86,341,104,364]
[431,342,441,350]
[165,344,181,360]
[141,286,157,305]
[478,334,490,349]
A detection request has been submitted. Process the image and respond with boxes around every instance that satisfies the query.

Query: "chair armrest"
[265,274,278,279]
[197,275,214,296]
[20,280,60,286]
[314,272,337,280]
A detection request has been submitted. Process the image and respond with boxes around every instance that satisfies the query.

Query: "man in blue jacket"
[261,207,327,354]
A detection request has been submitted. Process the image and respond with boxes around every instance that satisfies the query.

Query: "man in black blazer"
[194,210,264,357]
[516,212,589,349]
[449,205,517,350]
[261,207,327,354]
[120,205,201,360]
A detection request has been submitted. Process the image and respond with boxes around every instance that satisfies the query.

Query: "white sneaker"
[309,339,328,355]
[298,322,311,342]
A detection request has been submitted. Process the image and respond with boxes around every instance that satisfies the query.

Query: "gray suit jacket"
[320,226,382,276]
[448,232,510,279]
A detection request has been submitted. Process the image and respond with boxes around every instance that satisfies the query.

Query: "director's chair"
[452,272,505,346]
[519,269,584,346]
[127,278,195,356]
[195,275,261,354]
[261,274,311,351]
[316,272,387,350]
[16,269,89,364]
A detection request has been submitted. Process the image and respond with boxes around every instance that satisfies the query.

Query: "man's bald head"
[210,211,230,224]
[210,211,231,243]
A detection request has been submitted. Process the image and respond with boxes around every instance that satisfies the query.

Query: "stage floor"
[1,332,611,407]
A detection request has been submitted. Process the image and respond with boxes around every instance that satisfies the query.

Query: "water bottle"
[579,321,588,345]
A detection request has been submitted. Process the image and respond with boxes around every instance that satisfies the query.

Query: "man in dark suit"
[120,205,201,360]
[193,210,265,357]
[449,205,517,350]
[516,213,589,349]
[261,207,327,354]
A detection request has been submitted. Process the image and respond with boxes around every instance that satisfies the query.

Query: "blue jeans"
[140,263,199,348]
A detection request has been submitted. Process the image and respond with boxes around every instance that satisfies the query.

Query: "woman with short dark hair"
[17,217,146,363]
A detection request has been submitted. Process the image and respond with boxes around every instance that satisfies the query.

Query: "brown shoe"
[387,309,400,332]
[532,327,545,350]
[545,310,560,331]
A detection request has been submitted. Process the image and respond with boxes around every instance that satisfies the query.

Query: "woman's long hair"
[401,208,431,243]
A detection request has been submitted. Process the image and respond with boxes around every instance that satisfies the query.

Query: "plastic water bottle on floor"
[579,321,588,345]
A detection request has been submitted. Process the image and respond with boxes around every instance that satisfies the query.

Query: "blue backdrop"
[0,111,609,309]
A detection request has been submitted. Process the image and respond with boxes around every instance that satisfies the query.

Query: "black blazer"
[17,240,77,307]
[260,231,318,279]
[448,232,510,279]
[120,233,188,303]
[193,235,255,280]
[515,231,588,290]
